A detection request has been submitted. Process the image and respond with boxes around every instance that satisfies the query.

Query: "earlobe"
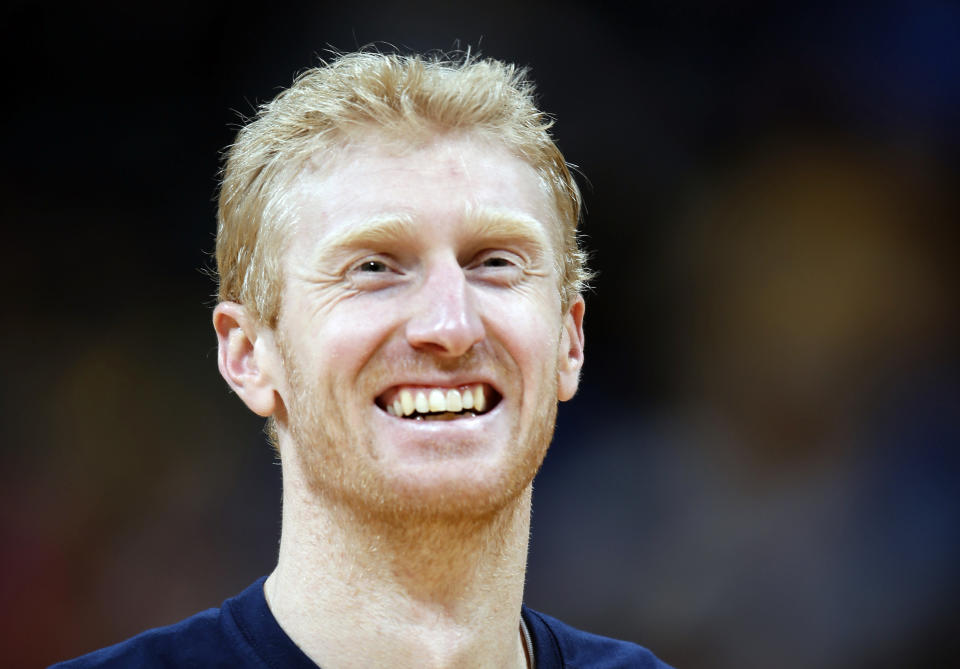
[213,302,279,417]
[557,296,586,402]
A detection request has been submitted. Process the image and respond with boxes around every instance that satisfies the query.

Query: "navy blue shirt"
[51,577,672,668]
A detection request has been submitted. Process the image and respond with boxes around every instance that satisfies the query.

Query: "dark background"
[2,2,958,667]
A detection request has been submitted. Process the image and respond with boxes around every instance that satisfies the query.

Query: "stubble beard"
[276,334,558,527]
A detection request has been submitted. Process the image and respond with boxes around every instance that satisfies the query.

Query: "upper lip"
[374,375,501,397]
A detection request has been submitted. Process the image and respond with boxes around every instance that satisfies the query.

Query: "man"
[54,52,672,668]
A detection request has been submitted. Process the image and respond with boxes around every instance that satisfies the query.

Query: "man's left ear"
[557,295,585,402]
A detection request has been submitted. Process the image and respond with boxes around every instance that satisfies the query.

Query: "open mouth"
[376,383,501,421]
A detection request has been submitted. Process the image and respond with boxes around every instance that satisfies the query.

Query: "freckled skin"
[269,131,584,520]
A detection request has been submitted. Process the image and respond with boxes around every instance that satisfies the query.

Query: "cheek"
[311,303,404,374]
[482,296,561,376]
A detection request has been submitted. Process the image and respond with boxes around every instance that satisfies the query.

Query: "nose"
[405,258,484,357]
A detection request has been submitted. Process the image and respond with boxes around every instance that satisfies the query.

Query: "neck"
[264,459,532,669]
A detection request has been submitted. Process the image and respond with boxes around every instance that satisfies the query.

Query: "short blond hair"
[216,51,589,324]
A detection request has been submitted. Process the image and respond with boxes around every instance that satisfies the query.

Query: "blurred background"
[2,2,958,667]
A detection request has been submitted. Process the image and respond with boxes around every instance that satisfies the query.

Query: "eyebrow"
[320,213,419,254]
[462,206,551,256]
[313,205,551,263]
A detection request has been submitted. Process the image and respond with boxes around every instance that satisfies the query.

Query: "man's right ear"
[213,302,280,417]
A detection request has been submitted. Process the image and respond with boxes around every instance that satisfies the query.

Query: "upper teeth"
[387,385,488,417]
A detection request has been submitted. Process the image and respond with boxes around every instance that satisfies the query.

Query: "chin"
[376,461,537,519]
[287,429,547,523]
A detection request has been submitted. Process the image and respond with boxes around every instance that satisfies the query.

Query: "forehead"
[286,131,559,250]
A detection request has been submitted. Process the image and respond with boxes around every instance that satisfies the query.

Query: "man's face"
[270,131,584,519]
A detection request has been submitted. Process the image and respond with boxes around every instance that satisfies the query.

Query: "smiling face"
[240,131,584,519]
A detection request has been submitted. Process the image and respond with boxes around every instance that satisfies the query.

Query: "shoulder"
[522,606,674,669]
[49,607,234,668]
[49,579,273,669]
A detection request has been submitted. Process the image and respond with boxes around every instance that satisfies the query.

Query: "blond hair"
[216,51,589,323]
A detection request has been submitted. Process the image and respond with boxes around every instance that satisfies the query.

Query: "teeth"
[400,390,415,416]
[415,391,429,414]
[386,384,491,418]
[474,386,486,412]
[445,389,462,413]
